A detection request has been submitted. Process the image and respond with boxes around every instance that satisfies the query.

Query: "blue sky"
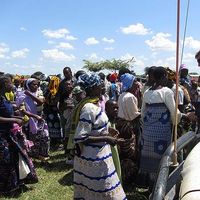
[0,0,200,75]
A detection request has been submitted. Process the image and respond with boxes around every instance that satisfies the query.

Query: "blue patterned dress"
[140,103,172,185]
[73,102,126,200]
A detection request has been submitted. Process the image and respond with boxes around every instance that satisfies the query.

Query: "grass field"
[1,149,148,200]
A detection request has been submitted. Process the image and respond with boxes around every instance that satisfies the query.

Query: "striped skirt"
[73,143,126,200]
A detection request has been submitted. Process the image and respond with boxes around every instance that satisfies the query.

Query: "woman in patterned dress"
[73,73,126,200]
[0,75,37,196]
[16,78,50,160]
[140,66,195,188]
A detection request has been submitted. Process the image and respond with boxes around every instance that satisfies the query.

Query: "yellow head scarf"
[49,76,60,96]
[166,67,176,81]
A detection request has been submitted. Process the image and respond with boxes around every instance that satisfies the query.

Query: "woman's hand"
[14,118,23,126]
[24,90,31,96]
[116,138,126,146]
[106,136,118,146]
[186,112,198,121]
[108,127,119,137]
[35,115,43,121]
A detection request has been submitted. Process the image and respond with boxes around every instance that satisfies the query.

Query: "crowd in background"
[0,50,200,199]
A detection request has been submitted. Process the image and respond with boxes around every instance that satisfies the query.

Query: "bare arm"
[82,135,117,146]
[0,116,23,125]
[21,110,42,121]
[24,90,44,105]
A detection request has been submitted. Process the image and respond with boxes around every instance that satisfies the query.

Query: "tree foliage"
[83,57,135,72]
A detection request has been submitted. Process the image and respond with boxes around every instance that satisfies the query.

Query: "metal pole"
[172,0,181,166]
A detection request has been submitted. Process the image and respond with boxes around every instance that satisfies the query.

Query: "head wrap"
[72,86,84,95]
[166,67,176,81]
[78,73,101,89]
[120,73,135,92]
[109,73,118,82]
[49,76,60,96]
[26,78,37,91]
[180,64,188,71]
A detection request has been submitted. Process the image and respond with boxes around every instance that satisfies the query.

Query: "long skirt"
[73,143,127,200]
[0,131,38,195]
[44,105,62,140]
[27,121,50,158]
[139,103,172,186]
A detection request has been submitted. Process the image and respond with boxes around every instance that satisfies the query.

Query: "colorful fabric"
[27,120,50,157]
[26,78,36,90]
[78,73,101,89]
[166,67,176,81]
[44,105,62,139]
[140,103,172,185]
[72,86,83,95]
[73,102,126,199]
[120,73,135,92]
[5,91,15,102]
[0,96,37,195]
[67,97,99,150]
[16,89,49,158]
[179,63,188,71]
[109,83,119,101]
[109,73,118,83]
[48,76,60,96]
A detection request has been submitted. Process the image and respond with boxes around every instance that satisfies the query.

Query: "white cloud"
[13,64,19,68]
[84,37,99,45]
[145,32,176,51]
[86,53,103,62]
[56,42,74,49]
[104,47,114,51]
[48,40,56,44]
[166,56,176,63]
[89,53,98,60]
[120,53,135,62]
[42,28,70,39]
[134,58,145,67]
[0,43,9,58]
[184,37,200,50]
[102,37,115,43]
[120,53,144,66]
[65,35,78,41]
[20,27,27,31]
[11,48,29,58]
[120,23,150,35]
[41,48,75,62]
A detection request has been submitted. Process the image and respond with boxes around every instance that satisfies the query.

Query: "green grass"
[1,149,148,200]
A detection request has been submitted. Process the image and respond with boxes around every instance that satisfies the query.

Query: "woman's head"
[64,80,73,93]
[0,75,13,94]
[79,73,102,98]
[120,73,136,93]
[118,67,131,80]
[63,66,72,80]
[152,66,168,86]
[26,78,39,93]
[179,64,188,78]
[146,66,156,85]
[75,70,86,80]
[109,73,118,83]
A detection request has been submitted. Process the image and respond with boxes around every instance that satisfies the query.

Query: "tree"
[83,57,135,72]
[83,60,103,72]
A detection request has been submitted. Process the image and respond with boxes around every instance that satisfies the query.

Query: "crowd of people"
[0,50,200,199]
